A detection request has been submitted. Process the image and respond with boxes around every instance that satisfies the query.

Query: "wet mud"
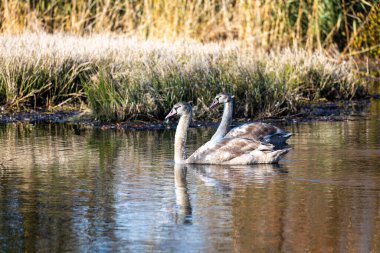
[0,99,376,131]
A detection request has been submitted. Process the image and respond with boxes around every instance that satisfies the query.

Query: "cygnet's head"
[165,102,192,119]
[209,93,233,109]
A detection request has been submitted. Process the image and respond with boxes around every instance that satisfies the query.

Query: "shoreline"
[0,99,375,130]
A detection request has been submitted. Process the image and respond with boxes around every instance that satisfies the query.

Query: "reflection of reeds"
[0,34,366,120]
[0,0,374,51]
[0,123,172,177]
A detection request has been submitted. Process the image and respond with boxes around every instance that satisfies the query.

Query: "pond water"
[0,100,379,253]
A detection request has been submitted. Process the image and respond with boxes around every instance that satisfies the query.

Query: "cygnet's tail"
[268,148,292,163]
[262,132,293,147]
[282,133,293,141]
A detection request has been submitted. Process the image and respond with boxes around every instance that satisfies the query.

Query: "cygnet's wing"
[186,138,288,165]
[225,122,292,145]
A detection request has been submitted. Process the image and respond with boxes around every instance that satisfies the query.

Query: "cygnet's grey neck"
[174,111,192,163]
[211,102,233,141]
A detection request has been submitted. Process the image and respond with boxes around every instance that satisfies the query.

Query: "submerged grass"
[0,33,367,121]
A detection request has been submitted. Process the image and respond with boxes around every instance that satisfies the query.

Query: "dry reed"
[0,0,376,51]
[0,33,367,121]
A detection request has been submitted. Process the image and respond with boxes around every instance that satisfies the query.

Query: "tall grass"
[0,0,376,51]
[0,33,366,121]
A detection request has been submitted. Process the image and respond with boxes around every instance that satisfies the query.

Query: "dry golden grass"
[0,0,375,51]
[0,33,367,121]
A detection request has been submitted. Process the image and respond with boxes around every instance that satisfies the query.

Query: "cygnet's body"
[209,93,292,147]
[165,102,290,164]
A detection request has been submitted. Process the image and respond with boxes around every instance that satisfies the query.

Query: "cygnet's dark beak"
[165,109,177,119]
[209,99,219,109]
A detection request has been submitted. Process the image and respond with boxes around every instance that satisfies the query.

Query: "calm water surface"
[1,101,380,253]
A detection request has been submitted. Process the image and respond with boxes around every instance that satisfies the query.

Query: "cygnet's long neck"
[211,101,233,141]
[174,111,192,163]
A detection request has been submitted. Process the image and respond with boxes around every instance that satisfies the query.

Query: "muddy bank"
[0,99,375,131]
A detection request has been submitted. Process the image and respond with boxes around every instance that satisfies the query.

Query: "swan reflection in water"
[174,164,192,224]
[173,163,288,224]
[188,163,287,191]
